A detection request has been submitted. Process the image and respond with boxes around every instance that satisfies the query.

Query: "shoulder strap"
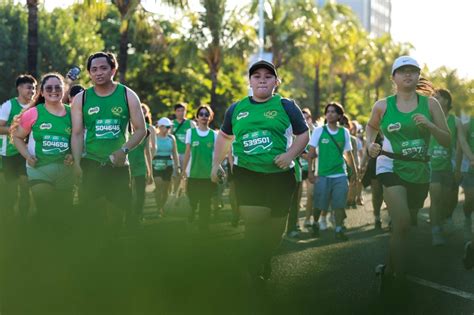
[174,119,186,134]
[323,126,344,156]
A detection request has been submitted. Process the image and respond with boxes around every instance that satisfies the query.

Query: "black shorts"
[3,154,27,180]
[153,166,173,181]
[80,158,131,210]
[377,172,429,210]
[302,170,308,181]
[232,165,296,217]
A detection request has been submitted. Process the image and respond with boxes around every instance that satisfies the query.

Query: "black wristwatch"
[121,146,130,154]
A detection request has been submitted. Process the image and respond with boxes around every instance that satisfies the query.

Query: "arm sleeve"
[309,127,323,148]
[282,99,309,135]
[0,100,12,121]
[19,107,38,134]
[220,102,238,135]
[343,128,353,152]
[185,129,192,144]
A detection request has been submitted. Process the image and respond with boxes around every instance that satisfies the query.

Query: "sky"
[17,0,474,80]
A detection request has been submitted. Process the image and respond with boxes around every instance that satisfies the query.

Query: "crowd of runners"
[1,52,474,300]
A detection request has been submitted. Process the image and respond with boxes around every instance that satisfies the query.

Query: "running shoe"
[287,230,300,239]
[329,214,336,229]
[312,223,320,237]
[463,241,474,270]
[304,218,312,229]
[432,230,446,246]
[335,231,348,242]
[319,217,328,231]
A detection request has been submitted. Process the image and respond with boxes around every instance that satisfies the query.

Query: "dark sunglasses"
[198,112,210,118]
[44,85,63,93]
[165,126,171,129]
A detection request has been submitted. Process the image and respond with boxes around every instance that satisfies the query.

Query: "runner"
[0,74,37,221]
[307,103,357,241]
[301,108,316,230]
[11,73,74,228]
[366,56,450,294]
[153,117,179,217]
[128,104,154,223]
[71,52,146,235]
[171,103,195,196]
[182,105,217,232]
[210,60,309,285]
[428,88,469,245]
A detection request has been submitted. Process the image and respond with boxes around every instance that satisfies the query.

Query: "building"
[317,0,391,37]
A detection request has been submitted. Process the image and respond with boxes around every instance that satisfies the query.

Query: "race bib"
[95,119,121,139]
[242,130,273,155]
[153,159,169,171]
[42,135,69,155]
[401,139,427,159]
[431,145,449,158]
[176,134,186,143]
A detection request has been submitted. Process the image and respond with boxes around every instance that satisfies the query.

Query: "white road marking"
[407,275,474,301]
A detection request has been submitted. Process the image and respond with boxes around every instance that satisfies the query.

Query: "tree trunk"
[118,19,130,84]
[209,65,220,124]
[313,64,321,118]
[27,0,38,77]
[340,75,347,107]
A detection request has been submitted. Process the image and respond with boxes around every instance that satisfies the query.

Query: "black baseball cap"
[248,60,278,77]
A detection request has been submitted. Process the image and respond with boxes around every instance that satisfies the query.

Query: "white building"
[317,0,391,37]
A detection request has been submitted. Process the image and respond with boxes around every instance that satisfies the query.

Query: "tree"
[26,0,39,77]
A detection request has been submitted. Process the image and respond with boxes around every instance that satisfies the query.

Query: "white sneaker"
[287,231,300,239]
[319,218,328,231]
[329,214,336,229]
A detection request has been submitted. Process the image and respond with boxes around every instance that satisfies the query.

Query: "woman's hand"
[26,155,37,168]
[64,154,74,166]
[368,143,381,158]
[274,152,293,169]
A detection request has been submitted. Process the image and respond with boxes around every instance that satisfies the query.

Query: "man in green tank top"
[0,74,37,220]
[171,102,195,196]
[429,89,470,245]
[71,52,146,231]
[307,103,357,241]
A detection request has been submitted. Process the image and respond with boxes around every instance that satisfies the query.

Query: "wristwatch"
[121,146,130,154]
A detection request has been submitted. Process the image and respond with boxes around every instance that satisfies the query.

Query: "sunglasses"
[198,112,210,118]
[44,85,63,93]
[162,126,171,129]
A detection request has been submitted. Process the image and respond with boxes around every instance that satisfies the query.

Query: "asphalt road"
[0,186,473,314]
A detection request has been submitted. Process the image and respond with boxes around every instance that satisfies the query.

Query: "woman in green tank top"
[11,73,74,227]
[128,104,155,223]
[366,56,450,294]
[182,105,217,231]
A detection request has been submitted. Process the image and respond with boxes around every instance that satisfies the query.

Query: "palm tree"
[26,0,39,77]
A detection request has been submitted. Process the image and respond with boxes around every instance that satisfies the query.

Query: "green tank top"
[189,128,215,179]
[317,126,347,176]
[31,104,71,167]
[173,119,192,155]
[429,114,456,172]
[82,84,130,163]
[379,94,432,183]
[153,135,173,171]
[231,94,292,173]
[128,124,149,177]
[5,98,24,156]
[467,120,474,173]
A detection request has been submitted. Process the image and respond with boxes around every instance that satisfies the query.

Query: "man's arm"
[71,91,85,176]
[0,101,12,135]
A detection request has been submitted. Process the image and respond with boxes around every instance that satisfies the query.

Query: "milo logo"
[88,106,100,115]
[237,111,249,120]
[192,141,200,147]
[40,123,52,130]
[42,135,69,155]
[387,122,401,132]
[321,138,330,144]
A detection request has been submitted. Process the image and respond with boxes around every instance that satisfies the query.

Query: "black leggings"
[187,178,216,229]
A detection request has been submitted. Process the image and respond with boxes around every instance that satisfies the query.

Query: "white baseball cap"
[157,117,172,127]
[391,56,420,75]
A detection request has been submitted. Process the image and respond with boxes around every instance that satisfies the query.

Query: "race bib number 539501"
[242,130,273,155]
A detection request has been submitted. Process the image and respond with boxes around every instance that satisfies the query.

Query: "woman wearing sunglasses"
[182,105,217,232]
[153,117,179,217]
[11,73,74,227]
